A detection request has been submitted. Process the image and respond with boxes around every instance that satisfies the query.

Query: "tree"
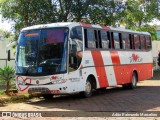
[0,66,15,95]
[0,0,159,41]
[135,24,157,40]
[117,0,158,40]
[120,0,158,29]
[0,0,57,39]
[54,0,73,22]
[0,29,14,42]
[71,0,97,22]
[53,0,97,22]
[87,0,126,26]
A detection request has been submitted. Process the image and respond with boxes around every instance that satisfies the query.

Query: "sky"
[0,14,14,32]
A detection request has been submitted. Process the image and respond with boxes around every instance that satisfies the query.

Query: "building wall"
[152,41,160,57]
[0,40,15,68]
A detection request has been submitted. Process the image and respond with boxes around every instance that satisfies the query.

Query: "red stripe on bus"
[110,51,121,84]
[101,26,110,30]
[91,50,109,88]
[80,22,92,27]
[110,51,121,65]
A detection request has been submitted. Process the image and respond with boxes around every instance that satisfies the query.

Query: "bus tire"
[123,72,137,89]
[129,72,137,89]
[80,78,93,98]
[42,94,54,99]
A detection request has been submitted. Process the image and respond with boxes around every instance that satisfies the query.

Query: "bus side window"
[70,27,82,41]
[134,34,140,50]
[122,33,130,49]
[129,34,134,49]
[146,35,152,49]
[113,32,120,49]
[140,35,146,50]
[87,29,96,48]
[101,30,109,49]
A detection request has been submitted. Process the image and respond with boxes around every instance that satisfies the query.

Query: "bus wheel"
[129,72,137,89]
[80,78,93,98]
[123,72,137,89]
[42,94,54,99]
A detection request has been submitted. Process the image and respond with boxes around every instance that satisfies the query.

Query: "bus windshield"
[16,28,68,76]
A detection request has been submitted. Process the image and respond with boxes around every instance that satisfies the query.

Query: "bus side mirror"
[7,50,11,61]
[6,41,17,61]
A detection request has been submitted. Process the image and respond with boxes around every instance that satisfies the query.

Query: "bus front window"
[16,28,68,76]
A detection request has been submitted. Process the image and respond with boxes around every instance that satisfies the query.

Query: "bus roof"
[21,22,150,35]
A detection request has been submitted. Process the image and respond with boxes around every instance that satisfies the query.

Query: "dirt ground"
[0,79,160,120]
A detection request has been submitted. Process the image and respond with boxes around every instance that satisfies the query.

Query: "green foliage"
[0,79,5,84]
[0,0,159,41]
[135,24,157,40]
[0,66,15,82]
[0,66,15,95]
[149,70,160,80]
[0,90,5,95]
[0,29,13,41]
[0,0,56,41]
[87,0,126,26]
[120,0,158,29]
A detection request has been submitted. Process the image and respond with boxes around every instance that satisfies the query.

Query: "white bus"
[14,22,153,99]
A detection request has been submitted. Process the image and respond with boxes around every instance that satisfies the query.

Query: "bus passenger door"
[68,38,82,93]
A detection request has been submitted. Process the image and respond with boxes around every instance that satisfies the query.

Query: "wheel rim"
[132,75,137,87]
[85,81,91,95]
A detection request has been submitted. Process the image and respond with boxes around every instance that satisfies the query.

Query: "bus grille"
[28,87,51,94]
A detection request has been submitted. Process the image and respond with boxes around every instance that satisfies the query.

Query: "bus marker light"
[51,76,58,80]
[51,90,60,93]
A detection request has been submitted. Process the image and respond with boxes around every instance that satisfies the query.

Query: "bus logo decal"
[17,76,32,91]
[130,53,143,63]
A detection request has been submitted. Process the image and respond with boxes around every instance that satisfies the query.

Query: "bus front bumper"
[17,83,70,95]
